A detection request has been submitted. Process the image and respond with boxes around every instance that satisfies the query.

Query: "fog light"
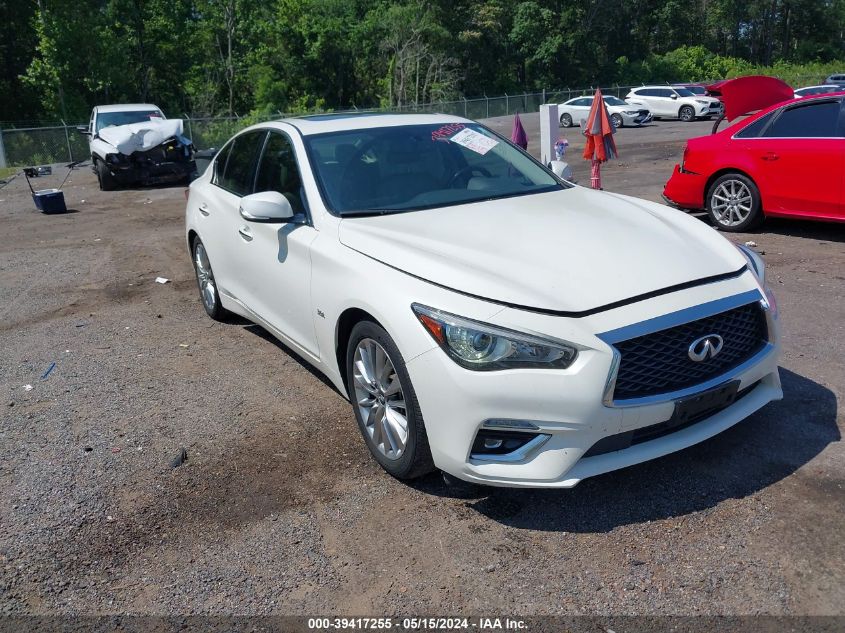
[472,430,539,456]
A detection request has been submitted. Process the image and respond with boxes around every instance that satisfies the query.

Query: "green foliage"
[4,0,845,122]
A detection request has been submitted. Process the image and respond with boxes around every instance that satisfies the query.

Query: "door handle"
[761,152,779,161]
[238,226,253,242]
[198,203,210,216]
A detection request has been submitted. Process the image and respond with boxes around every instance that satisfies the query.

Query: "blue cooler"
[32,188,67,214]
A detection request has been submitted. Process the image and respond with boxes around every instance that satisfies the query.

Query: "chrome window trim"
[598,289,770,408]
[469,433,551,464]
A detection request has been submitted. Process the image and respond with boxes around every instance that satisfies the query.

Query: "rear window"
[764,101,842,138]
[735,111,776,138]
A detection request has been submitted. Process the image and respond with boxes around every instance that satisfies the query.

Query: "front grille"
[612,302,767,400]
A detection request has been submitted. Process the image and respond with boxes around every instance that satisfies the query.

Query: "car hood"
[98,118,189,155]
[338,188,746,314]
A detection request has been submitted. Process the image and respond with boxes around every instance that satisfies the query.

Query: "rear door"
[750,98,843,218]
[568,97,592,125]
[194,130,267,301]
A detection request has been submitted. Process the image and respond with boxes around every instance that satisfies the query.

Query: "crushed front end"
[101,137,196,186]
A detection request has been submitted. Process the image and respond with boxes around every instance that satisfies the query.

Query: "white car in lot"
[185,113,781,488]
[78,103,195,190]
[557,95,653,129]
[793,84,845,98]
[625,86,722,122]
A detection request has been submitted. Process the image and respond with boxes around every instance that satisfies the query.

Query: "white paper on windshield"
[449,128,499,155]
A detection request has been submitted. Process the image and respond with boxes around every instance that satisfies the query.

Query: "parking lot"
[1,115,843,617]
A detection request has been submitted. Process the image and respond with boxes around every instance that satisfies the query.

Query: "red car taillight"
[680,145,689,172]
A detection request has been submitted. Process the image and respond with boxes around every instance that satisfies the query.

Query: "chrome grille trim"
[598,289,773,408]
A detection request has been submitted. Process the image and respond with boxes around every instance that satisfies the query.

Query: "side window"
[212,142,233,186]
[764,101,842,138]
[735,111,776,138]
[636,89,651,97]
[658,89,675,98]
[254,131,305,214]
[217,130,266,196]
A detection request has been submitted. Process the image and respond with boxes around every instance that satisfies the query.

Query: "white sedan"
[557,95,653,129]
[186,114,781,488]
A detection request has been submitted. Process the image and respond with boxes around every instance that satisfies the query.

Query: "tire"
[706,173,764,232]
[679,105,696,122]
[191,237,230,320]
[346,321,435,480]
[96,159,118,191]
[560,113,573,127]
[610,113,623,129]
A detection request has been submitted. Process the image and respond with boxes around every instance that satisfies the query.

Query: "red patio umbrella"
[581,88,618,189]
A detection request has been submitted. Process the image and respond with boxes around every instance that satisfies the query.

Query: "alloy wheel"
[352,338,409,461]
[710,179,753,227]
[194,242,217,312]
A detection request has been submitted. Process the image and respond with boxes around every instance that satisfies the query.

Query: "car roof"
[94,103,162,113]
[796,84,841,90]
[274,112,470,135]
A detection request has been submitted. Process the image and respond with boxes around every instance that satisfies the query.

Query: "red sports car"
[663,92,845,231]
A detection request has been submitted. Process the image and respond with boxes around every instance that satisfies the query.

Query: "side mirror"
[76,126,91,135]
[670,94,678,99]
[239,191,294,222]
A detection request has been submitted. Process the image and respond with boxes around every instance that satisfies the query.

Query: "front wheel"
[346,321,434,480]
[679,105,696,122]
[610,113,623,129]
[96,159,118,191]
[706,173,763,232]
[560,113,573,127]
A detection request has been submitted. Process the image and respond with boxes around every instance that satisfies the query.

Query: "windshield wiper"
[339,208,400,217]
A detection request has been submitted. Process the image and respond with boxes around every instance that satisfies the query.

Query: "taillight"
[680,145,689,172]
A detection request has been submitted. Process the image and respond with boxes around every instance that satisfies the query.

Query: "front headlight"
[735,243,765,285]
[624,110,640,115]
[695,99,709,104]
[412,304,578,370]
[735,243,777,317]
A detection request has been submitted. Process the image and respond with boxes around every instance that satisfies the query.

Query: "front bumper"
[663,164,707,210]
[405,276,781,488]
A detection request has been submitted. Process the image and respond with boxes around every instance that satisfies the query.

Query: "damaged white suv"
[78,103,196,190]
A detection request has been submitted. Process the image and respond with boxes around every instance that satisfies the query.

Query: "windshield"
[304,123,564,215]
[96,110,163,132]
[674,88,696,97]
[603,96,627,106]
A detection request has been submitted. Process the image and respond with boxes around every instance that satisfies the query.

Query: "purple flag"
[511,112,528,150]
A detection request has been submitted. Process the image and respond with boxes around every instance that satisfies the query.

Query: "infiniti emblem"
[688,334,724,362]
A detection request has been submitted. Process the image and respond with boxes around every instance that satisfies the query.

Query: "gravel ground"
[0,116,843,618]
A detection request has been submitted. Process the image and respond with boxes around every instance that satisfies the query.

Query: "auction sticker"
[449,128,499,155]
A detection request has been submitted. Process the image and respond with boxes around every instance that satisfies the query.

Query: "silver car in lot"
[557,95,653,129]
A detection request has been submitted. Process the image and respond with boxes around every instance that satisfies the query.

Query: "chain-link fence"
[0,77,823,169]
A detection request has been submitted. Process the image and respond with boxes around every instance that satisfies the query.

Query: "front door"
[236,130,320,358]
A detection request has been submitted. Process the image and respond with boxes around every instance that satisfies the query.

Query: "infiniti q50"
[185,113,781,488]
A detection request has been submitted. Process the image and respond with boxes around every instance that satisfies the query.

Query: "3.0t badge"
[688,334,725,362]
